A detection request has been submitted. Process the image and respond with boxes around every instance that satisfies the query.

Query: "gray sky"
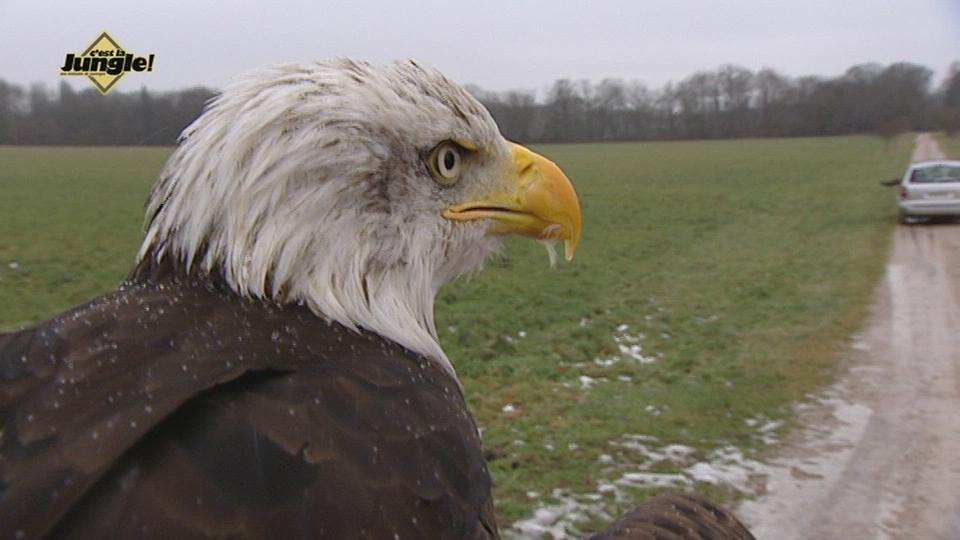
[1,0,958,96]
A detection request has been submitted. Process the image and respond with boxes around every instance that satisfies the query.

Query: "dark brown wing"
[587,494,755,540]
[1,279,497,539]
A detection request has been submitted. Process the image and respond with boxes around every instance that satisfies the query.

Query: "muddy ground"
[738,134,960,539]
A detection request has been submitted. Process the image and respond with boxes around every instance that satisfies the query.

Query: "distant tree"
[502,90,540,142]
[944,63,960,107]
[0,80,25,143]
[674,71,713,138]
[26,83,57,144]
[875,62,933,130]
[470,85,541,143]
[544,79,583,142]
[594,78,628,140]
[716,65,753,136]
[754,68,790,136]
[938,63,960,135]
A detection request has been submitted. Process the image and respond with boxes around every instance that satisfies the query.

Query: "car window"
[910,165,960,183]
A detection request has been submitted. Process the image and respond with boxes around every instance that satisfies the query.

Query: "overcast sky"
[1,0,957,96]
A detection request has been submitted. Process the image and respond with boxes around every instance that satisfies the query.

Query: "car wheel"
[897,209,910,225]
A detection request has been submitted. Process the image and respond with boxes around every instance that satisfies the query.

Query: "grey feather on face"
[136,59,510,377]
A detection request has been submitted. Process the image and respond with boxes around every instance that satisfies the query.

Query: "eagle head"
[135,59,581,376]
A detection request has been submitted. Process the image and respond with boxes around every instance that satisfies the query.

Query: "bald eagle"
[1,59,579,539]
[1,60,753,539]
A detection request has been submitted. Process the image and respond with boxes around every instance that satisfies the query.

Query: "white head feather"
[136,59,510,377]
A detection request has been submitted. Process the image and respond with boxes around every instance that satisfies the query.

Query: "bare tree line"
[475,62,960,143]
[0,83,216,145]
[0,61,957,146]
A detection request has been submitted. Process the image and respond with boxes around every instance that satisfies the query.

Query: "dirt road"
[738,134,960,540]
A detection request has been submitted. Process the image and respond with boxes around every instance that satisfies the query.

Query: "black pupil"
[443,150,456,172]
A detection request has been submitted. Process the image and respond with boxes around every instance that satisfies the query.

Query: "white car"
[897,160,960,224]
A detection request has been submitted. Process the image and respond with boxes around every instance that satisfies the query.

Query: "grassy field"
[0,136,912,535]
[935,132,960,158]
[0,146,170,326]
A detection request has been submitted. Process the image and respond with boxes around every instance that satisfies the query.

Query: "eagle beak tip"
[443,142,582,266]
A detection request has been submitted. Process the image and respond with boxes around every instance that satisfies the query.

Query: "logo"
[59,31,155,95]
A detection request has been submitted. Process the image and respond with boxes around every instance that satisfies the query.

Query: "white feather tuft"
[540,239,559,270]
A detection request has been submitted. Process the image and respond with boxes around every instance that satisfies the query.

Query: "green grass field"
[0,146,169,326]
[0,136,912,534]
[935,132,960,159]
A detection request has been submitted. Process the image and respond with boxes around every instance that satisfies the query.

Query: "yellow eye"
[430,142,463,186]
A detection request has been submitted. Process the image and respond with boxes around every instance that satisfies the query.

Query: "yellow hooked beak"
[442,143,582,261]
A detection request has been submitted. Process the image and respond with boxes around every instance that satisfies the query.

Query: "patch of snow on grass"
[684,445,768,494]
[506,488,615,540]
[590,325,658,368]
[616,471,691,489]
[509,433,772,539]
[744,415,784,445]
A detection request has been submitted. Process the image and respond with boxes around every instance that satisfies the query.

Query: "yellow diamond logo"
[59,31,155,95]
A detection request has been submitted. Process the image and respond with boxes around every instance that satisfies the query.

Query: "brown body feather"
[0,272,497,539]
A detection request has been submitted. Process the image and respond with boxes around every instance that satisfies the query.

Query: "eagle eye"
[429,141,464,186]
